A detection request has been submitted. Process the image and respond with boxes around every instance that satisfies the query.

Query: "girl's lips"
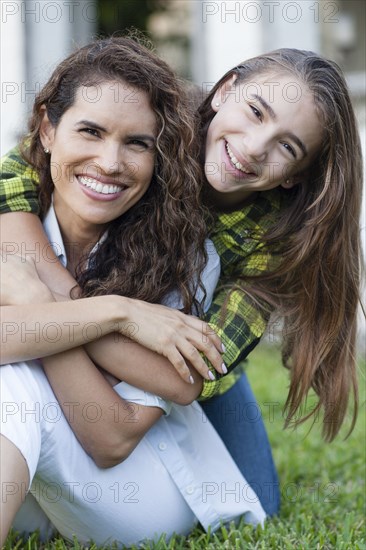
[225,141,257,175]
[221,141,257,180]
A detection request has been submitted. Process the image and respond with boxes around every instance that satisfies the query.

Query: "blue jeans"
[201,373,280,516]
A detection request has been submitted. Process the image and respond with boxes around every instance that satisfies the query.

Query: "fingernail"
[189,375,195,384]
[208,370,216,381]
[221,363,228,374]
[221,343,226,353]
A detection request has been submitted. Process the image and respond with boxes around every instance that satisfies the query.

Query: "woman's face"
[41,80,157,237]
[204,72,323,205]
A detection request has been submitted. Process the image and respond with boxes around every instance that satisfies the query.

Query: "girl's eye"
[250,105,262,121]
[80,128,100,138]
[281,142,296,158]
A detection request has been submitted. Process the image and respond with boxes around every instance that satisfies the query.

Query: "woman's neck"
[53,205,105,276]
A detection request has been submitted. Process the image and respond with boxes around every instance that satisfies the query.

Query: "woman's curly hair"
[22,35,208,313]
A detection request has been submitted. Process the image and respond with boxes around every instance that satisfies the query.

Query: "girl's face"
[205,73,323,206]
[41,80,157,238]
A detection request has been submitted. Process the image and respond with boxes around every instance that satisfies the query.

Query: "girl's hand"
[0,251,54,305]
[119,298,225,383]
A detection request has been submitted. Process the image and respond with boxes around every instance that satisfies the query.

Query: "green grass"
[5,344,365,549]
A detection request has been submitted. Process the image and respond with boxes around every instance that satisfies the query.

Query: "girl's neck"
[206,185,257,213]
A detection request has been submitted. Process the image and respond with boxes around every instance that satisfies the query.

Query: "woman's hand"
[119,298,226,383]
[0,251,54,305]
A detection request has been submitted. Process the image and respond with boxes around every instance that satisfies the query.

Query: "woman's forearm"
[42,348,163,468]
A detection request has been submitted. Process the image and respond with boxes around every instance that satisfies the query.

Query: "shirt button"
[158,442,167,451]
[186,485,194,495]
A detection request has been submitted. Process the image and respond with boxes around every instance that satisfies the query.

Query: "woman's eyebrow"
[75,122,155,143]
[126,133,156,144]
[76,120,107,132]
[251,95,308,157]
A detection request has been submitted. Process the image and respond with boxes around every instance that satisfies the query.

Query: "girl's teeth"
[226,143,250,174]
[78,176,122,195]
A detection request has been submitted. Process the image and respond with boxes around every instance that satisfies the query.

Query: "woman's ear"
[39,105,55,153]
[211,74,237,112]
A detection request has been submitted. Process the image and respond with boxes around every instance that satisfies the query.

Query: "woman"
[0,37,266,546]
[1,44,363,540]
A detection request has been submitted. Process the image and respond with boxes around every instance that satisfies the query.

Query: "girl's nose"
[244,132,268,163]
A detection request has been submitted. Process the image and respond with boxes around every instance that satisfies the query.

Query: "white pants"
[1,361,265,547]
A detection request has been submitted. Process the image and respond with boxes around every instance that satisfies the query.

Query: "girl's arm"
[1,213,223,385]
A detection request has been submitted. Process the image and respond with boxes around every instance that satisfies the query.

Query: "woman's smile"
[77,174,128,201]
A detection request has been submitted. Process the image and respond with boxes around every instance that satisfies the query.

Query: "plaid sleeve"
[199,284,268,400]
[0,146,40,214]
[199,190,283,400]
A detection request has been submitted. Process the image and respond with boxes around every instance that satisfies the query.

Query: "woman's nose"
[96,142,123,174]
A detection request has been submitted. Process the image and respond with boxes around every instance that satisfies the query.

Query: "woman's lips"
[77,175,127,201]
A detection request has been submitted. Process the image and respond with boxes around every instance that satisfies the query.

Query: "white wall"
[1,0,96,154]
[191,0,321,85]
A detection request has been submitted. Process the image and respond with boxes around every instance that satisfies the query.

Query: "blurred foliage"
[97,0,170,36]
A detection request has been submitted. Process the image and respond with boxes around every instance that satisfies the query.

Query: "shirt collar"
[42,200,108,269]
[43,201,67,267]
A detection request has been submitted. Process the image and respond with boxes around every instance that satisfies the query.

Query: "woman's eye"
[80,128,100,138]
[282,142,296,158]
[250,105,262,120]
[129,139,149,150]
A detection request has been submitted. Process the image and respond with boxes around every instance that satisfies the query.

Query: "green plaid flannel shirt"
[1,146,283,399]
[0,148,40,215]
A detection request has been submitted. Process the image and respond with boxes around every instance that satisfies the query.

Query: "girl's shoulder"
[213,188,285,238]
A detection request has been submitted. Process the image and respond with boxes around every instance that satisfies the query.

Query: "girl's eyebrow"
[251,95,308,157]
[252,94,277,120]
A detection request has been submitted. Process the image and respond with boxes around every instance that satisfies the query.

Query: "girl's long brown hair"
[199,49,363,440]
[22,36,207,313]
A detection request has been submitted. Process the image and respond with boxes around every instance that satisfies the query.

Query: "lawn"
[5,343,365,549]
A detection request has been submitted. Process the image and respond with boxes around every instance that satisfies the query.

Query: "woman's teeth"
[226,143,251,174]
[78,176,123,195]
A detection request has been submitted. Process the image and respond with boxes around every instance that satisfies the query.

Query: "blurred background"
[1,0,365,337]
[1,0,365,151]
